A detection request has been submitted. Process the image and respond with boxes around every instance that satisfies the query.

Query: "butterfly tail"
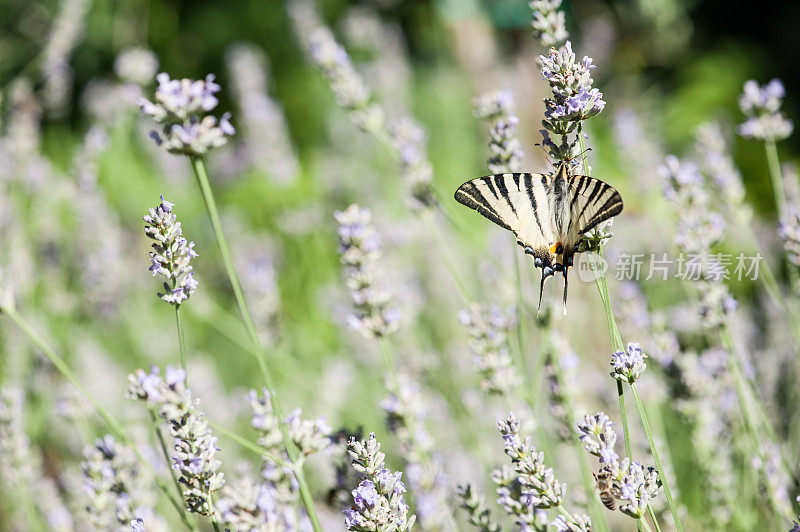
[537,266,554,317]
[562,267,569,316]
[537,274,546,317]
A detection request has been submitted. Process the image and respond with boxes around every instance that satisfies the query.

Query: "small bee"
[594,468,617,510]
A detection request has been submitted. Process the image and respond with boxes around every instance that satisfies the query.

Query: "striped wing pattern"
[454,173,552,249]
[454,165,623,315]
[567,174,623,234]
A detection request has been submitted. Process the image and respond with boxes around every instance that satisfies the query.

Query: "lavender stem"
[630,384,683,532]
[175,305,187,372]
[187,155,322,532]
[4,307,196,530]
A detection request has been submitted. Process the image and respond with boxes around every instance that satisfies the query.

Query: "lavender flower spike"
[474,88,524,174]
[159,366,225,515]
[345,433,416,531]
[128,366,225,515]
[536,39,605,162]
[459,303,521,396]
[738,79,793,141]
[335,204,399,338]
[576,412,620,468]
[139,73,235,155]
[289,0,381,132]
[498,413,565,509]
[610,342,648,384]
[617,461,661,519]
[81,435,141,529]
[143,195,198,305]
[530,0,568,47]
[457,484,501,532]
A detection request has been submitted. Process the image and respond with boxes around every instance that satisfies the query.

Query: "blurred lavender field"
[1,0,800,530]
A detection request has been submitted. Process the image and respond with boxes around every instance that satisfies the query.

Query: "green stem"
[630,384,683,532]
[208,420,289,468]
[176,305,187,372]
[765,140,786,216]
[4,308,196,530]
[641,517,654,532]
[377,337,397,376]
[5,309,125,438]
[763,140,800,329]
[648,505,663,532]
[592,248,633,459]
[721,327,798,513]
[188,155,321,532]
[149,408,188,515]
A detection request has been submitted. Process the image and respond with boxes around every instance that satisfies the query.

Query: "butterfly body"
[454,162,622,314]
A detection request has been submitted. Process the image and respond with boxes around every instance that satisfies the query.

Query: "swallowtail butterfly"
[455,161,623,314]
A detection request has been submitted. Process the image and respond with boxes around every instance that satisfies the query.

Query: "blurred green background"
[1,2,799,529]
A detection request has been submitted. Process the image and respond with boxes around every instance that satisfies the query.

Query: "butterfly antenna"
[534,142,554,167]
[579,146,593,166]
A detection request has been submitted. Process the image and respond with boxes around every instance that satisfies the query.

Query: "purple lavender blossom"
[345,433,416,531]
[497,413,565,509]
[610,342,648,384]
[289,1,379,131]
[388,116,437,208]
[576,412,619,467]
[335,204,400,338]
[660,154,726,255]
[695,122,748,218]
[216,474,297,530]
[738,79,793,141]
[530,0,568,47]
[474,89,524,174]
[459,303,520,396]
[139,73,235,155]
[143,195,198,305]
[128,366,224,516]
[81,435,141,529]
[779,206,800,268]
[617,461,661,519]
[225,44,299,183]
[537,40,605,162]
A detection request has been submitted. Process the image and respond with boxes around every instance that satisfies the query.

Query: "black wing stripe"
[579,193,623,233]
[569,176,588,210]
[494,177,518,218]
[455,182,512,231]
[577,180,609,221]
[459,183,497,214]
[482,176,499,199]
[524,172,545,236]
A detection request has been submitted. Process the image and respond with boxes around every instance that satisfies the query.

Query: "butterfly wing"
[454,172,553,254]
[455,173,557,312]
[567,174,623,236]
[455,169,624,316]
